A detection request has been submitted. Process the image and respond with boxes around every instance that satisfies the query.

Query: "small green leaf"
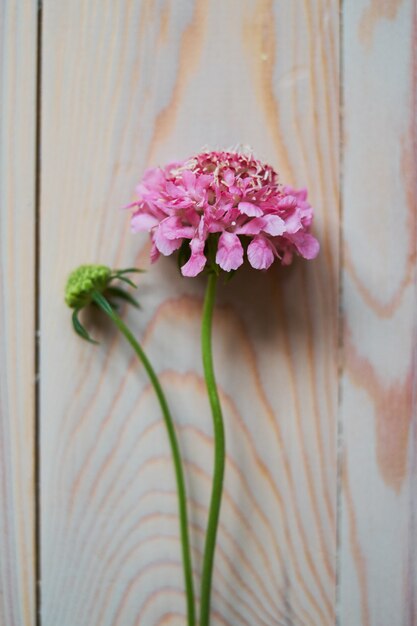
[72,310,98,344]
[106,286,141,309]
[106,300,120,311]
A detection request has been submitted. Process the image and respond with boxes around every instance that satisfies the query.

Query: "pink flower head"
[128,149,319,276]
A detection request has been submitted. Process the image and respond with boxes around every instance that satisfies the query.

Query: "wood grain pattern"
[3,1,417,624]
[340,1,417,624]
[0,2,37,625]
[40,1,339,625]
[5,1,416,625]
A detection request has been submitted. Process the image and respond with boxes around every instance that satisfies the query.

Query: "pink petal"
[137,167,165,191]
[197,174,213,187]
[236,217,265,236]
[150,241,161,263]
[283,210,302,234]
[277,195,297,209]
[154,225,183,255]
[181,169,196,190]
[238,201,263,217]
[131,212,159,233]
[283,186,308,201]
[159,216,194,240]
[181,237,207,277]
[296,188,308,201]
[181,255,206,277]
[262,214,286,236]
[166,181,186,198]
[223,169,235,186]
[216,232,244,272]
[198,215,208,239]
[290,232,320,259]
[247,236,275,270]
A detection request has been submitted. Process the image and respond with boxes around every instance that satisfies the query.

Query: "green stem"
[199,273,225,626]
[92,291,196,626]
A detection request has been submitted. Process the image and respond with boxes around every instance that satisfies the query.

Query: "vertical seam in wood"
[335,0,345,624]
[407,7,417,623]
[34,1,42,625]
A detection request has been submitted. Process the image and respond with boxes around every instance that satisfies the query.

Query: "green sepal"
[106,286,141,309]
[112,268,145,276]
[72,309,99,345]
[115,275,137,289]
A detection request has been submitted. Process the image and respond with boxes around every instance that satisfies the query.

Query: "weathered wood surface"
[1,1,416,625]
[0,1,37,625]
[340,2,417,625]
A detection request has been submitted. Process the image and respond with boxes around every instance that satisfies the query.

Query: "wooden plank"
[40,1,339,624]
[340,1,417,625]
[0,1,37,625]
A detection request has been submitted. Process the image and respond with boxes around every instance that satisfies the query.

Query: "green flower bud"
[65,264,111,309]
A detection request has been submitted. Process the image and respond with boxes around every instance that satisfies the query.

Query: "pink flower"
[128,150,319,276]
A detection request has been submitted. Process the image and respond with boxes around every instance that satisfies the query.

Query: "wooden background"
[1,1,416,624]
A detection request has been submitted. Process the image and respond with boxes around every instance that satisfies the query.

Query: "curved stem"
[199,273,225,626]
[92,291,196,626]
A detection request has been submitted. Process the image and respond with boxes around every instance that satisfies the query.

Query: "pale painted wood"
[40,1,339,625]
[340,1,417,625]
[0,2,37,625]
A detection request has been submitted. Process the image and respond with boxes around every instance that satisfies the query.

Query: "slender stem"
[92,291,196,626]
[199,273,225,626]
